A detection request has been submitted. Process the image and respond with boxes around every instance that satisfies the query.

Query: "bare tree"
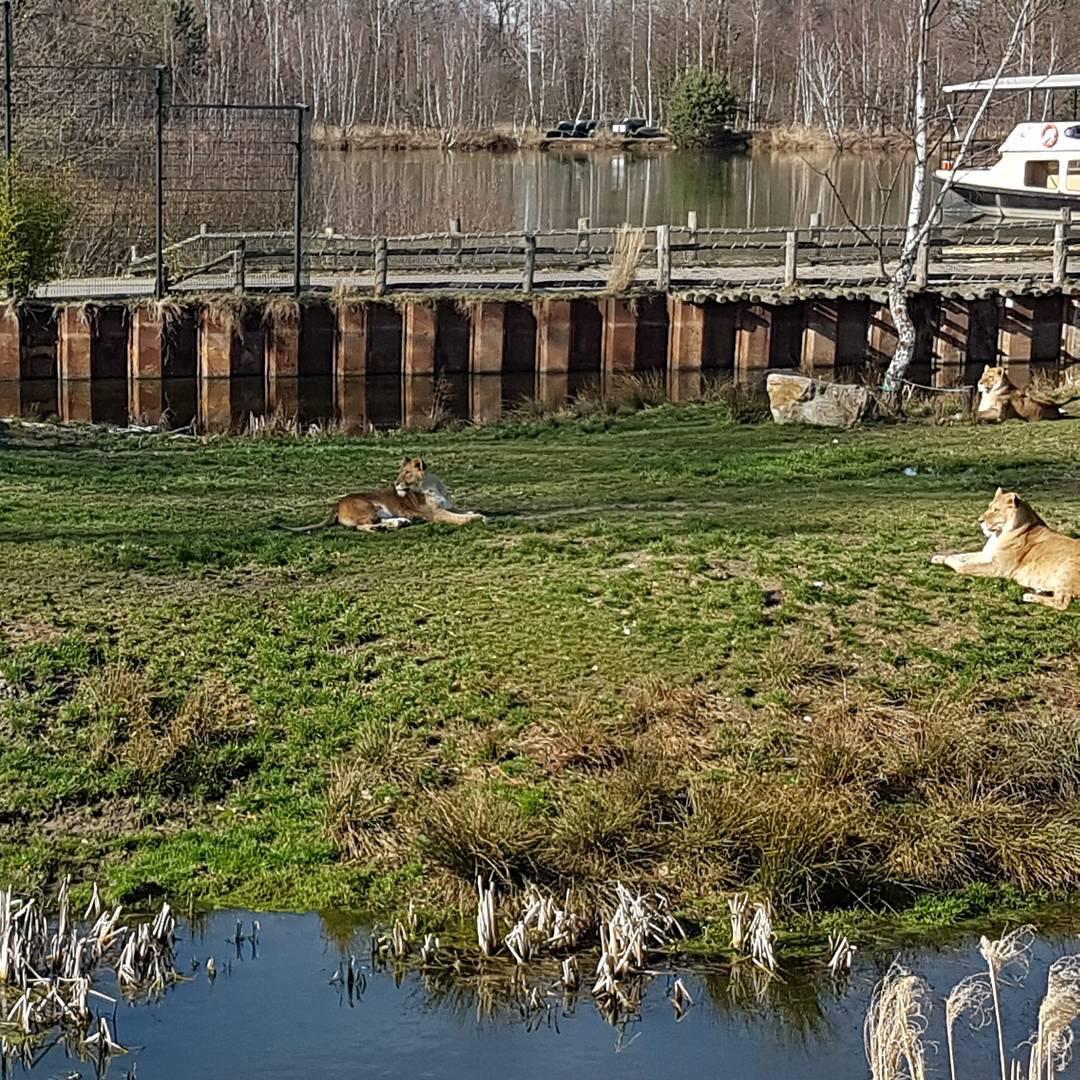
[879,0,1035,411]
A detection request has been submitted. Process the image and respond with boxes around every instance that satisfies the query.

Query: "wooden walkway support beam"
[128,306,164,424]
[470,301,506,423]
[535,299,571,407]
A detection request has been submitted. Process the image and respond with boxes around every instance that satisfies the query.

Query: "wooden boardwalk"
[42,220,1076,303]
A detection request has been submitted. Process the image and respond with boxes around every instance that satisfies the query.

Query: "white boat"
[935,74,1080,219]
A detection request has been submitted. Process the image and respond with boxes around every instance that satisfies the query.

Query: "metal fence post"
[522,232,536,292]
[3,1,12,164]
[154,65,168,299]
[293,105,308,298]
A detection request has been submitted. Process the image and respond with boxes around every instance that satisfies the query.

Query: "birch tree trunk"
[880,0,1032,413]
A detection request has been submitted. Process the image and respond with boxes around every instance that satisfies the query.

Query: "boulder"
[766,372,870,428]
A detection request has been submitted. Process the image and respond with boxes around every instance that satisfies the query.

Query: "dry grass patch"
[68,663,255,794]
[606,226,645,294]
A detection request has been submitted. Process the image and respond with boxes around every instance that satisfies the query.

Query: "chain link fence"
[2,4,307,298]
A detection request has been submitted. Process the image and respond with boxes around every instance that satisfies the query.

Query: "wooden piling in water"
[601,298,638,382]
[998,295,1062,386]
[198,306,236,433]
[535,298,571,407]
[1063,297,1080,377]
[735,304,801,387]
[7,291,1080,433]
[403,302,437,426]
[0,304,18,417]
[336,303,369,430]
[266,307,300,418]
[469,301,505,423]
[57,307,93,422]
[128,306,164,425]
[667,298,706,401]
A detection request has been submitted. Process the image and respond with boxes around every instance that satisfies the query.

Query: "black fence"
[2,4,308,297]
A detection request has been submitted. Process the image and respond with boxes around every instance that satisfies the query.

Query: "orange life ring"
[1042,123,1059,148]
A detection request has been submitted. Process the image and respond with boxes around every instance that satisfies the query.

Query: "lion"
[280,456,484,533]
[976,366,1074,422]
[930,488,1080,610]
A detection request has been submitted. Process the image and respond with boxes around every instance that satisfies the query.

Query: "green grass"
[3,406,1080,930]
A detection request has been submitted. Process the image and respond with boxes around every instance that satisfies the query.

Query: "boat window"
[1068,161,1080,193]
[1025,160,1060,189]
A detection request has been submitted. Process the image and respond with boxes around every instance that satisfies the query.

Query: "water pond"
[11,910,1079,1080]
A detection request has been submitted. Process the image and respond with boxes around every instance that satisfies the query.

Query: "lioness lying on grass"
[281,456,484,533]
[930,488,1080,610]
[976,366,1075,422]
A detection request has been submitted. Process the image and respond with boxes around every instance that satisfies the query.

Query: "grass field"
[3,405,1080,931]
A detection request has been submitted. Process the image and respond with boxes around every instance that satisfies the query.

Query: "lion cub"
[930,488,1080,610]
[976,366,1071,422]
[282,456,484,533]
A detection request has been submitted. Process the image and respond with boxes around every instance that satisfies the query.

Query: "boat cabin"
[935,74,1080,218]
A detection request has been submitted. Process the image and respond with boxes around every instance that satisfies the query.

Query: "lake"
[311,147,915,235]
[10,909,1077,1080]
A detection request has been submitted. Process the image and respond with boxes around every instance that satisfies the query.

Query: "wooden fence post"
[450,216,462,268]
[1054,219,1069,287]
[686,209,699,268]
[784,230,798,288]
[576,216,590,253]
[915,233,930,289]
[809,211,822,246]
[232,239,246,295]
[522,233,536,292]
[374,238,388,297]
[656,224,671,291]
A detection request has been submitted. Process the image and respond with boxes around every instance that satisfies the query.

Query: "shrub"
[0,159,72,297]
[668,69,739,148]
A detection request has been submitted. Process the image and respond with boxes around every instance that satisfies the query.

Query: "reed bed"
[0,877,189,1072]
[344,878,692,1031]
[866,927,1080,1080]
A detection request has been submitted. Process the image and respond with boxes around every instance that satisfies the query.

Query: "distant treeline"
[15,0,1072,138]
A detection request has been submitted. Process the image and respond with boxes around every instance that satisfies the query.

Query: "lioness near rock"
[976,366,1073,422]
[930,488,1080,610]
[281,456,484,533]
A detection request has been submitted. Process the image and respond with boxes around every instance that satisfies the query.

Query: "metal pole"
[154,65,168,300]
[2,1,12,164]
[293,105,307,298]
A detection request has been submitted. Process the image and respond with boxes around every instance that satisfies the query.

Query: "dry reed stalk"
[1028,955,1080,1080]
[606,226,644,294]
[728,892,748,952]
[476,877,498,957]
[864,960,931,1080]
[828,933,856,977]
[945,972,993,1080]
[748,901,776,973]
[980,927,1037,1080]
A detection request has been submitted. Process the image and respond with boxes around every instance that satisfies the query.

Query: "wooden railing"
[123,211,1079,295]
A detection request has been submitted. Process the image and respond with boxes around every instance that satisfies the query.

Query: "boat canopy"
[943,73,1080,94]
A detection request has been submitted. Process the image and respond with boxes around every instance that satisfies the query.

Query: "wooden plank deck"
[36,221,1080,301]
